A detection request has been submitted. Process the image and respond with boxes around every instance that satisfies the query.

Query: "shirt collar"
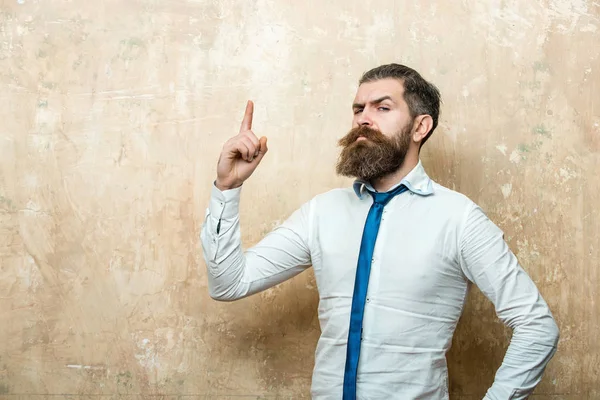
[352,160,434,199]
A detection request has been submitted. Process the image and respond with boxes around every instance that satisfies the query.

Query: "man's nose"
[357,112,373,127]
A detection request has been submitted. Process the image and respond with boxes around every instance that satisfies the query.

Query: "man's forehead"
[353,78,405,103]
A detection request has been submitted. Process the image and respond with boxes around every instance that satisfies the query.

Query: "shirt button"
[366,298,370,303]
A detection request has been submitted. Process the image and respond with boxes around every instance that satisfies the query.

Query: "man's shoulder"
[310,186,358,204]
[430,181,473,200]
[426,180,479,213]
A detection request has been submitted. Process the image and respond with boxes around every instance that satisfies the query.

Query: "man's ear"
[412,115,433,144]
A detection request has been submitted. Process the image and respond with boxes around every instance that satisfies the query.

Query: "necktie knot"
[369,184,408,206]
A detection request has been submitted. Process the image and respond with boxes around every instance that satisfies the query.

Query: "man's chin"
[335,165,373,181]
[353,139,376,147]
[335,165,359,180]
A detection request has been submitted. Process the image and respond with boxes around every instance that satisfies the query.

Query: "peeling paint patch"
[501,183,512,199]
[556,167,579,184]
[66,364,105,370]
[134,336,160,370]
[533,124,552,138]
[509,149,521,164]
[533,61,550,72]
[548,0,589,20]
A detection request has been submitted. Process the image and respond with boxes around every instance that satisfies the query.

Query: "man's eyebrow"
[352,96,394,109]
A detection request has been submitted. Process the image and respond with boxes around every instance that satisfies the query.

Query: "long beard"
[335,124,412,182]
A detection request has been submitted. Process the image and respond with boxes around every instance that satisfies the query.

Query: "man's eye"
[353,109,363,115]
[378,107,390,111]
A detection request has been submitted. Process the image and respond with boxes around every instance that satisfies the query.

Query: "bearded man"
[200,63,559,400]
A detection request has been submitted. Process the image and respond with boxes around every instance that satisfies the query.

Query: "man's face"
[336,78,415,182]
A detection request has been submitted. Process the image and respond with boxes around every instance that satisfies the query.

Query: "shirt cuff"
[209,182,242,220]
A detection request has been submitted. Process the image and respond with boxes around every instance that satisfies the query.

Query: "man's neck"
[371,153,419,192]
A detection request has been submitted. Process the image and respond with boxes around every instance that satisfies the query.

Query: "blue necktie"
[342,184,409,399]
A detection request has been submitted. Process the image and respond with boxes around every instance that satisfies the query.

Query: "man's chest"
[308,203,466,298]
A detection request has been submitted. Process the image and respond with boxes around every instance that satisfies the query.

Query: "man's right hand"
[215,100,268,191]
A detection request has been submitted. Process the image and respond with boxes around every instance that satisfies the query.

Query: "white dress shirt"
[200,160,559,400]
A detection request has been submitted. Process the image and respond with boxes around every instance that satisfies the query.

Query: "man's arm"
[200,99,311,301]
[200,183,312,301]
[459,204,559,399]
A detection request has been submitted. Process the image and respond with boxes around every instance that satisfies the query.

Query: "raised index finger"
[240,100,254,132]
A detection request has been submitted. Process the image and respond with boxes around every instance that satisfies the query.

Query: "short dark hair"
[359,63,441,147]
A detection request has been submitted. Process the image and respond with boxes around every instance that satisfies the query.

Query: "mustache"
[338,126,389,147]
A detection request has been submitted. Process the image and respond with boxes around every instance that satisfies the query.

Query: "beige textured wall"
[0,0,598,398]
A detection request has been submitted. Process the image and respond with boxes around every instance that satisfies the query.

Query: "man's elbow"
[208,285,245,302]
[514,312,560,348]
[530,312,560,348]
[209,289,228,302]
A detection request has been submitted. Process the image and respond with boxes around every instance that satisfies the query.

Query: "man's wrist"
[215,180,241,192]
